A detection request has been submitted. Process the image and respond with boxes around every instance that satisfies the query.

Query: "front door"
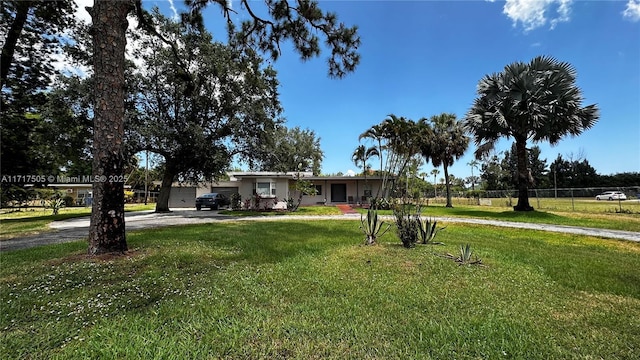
[331,183,347,203]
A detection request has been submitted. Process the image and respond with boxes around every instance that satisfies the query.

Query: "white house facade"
[167,172,390,209]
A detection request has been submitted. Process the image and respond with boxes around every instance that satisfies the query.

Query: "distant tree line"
[479,145,639,190]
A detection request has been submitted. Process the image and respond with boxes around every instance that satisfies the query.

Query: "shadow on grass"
[442,208,565,221]
[0,213,89,225]
[368,206,567,223]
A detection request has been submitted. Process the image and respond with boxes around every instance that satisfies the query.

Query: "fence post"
[571,188,575,211]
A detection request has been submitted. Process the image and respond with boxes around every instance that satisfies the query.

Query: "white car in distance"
[595,191,627,201]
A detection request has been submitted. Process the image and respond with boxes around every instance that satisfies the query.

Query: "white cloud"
[503,0,573,31]
[623,0,640,21]
[549,0,571,29]
[75,0,93,24]
[168,0,179,20]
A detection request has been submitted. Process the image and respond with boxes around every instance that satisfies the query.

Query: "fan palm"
[464,56,599,211]
[467,159,479,191]
[422,113,469,207]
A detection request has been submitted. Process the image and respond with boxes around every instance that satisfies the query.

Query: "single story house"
[167,172,391,209]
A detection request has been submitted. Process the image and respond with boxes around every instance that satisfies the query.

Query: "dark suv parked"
[195,193,230,210]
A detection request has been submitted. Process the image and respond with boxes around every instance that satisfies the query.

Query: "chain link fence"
[421,186,640,212]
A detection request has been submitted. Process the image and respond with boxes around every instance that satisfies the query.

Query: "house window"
[255,182,276,196]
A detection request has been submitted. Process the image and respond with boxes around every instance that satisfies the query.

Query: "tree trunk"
[155,165,176,212]
[87,0,134,255]
[514,137,534,211]
[443,163,452,208]
[1,1,31,88]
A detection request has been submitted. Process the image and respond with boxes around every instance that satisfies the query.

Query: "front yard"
[1,220,638,358]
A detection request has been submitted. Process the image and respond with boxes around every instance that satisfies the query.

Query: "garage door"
[169,187,196,208]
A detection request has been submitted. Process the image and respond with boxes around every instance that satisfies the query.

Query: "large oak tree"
[257,126,324,175]
[130,10,283,212]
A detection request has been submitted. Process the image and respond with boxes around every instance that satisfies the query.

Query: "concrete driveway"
[1,208,639,252]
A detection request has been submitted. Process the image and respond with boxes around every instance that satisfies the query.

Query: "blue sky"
[146,0,640,180]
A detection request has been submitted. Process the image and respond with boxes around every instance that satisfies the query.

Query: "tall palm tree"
[352,144,379,178]
[464,55,599,211]
[352,145,366,174]
[430,168,440,197]
[360,115,421,200]
[359,124,385,176]
[467,159,479,191]
[423,113,469,207]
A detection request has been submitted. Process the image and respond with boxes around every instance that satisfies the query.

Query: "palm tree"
[352,144,379,178]
[467,159,479,191]
[464,55,599,211]
[359,124,385,176]
[360,115,421,200]
[352,145,365,174]
[423,113,469,208]
[430,168,440,197]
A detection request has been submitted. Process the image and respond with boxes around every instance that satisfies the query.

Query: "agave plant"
[416,215,445,245]
[47,198,65,215]
[457,244,483,265]
[360,209,391,245]
[459,244,473,264]
[439,244,484,266]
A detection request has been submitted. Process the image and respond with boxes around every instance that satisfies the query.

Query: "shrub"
[124,190,135,203]
[393,205,419,248]
[63,195,75,207]
[263,197,277,211]
[370,197,391,210]
[252,194,261,211]
[286,197,296,211]
[1,185,36,208]
[230,193,242,210]
[35,188,56,201]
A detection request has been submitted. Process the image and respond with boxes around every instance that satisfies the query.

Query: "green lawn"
[1,220,638,358]
[363,200,640,232]
[0,204,155,240]
[219,205,342,217]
